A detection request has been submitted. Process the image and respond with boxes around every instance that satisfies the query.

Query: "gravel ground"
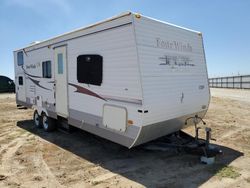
[0,89,249,188]
[210,88,250,103]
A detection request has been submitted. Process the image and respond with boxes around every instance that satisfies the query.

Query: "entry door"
[17,74,26,102]
[54,46,68,118]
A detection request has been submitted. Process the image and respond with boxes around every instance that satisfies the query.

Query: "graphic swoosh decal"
[69,83,106,101]
[28,77,51,91]
[22,66,42,78]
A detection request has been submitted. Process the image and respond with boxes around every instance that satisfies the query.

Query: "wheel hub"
[43,116,48,130]
[34,113,39,126]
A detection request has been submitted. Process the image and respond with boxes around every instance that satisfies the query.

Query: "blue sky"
[0,0,249,79]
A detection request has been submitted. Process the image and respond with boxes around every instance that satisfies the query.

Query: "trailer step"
[56,116,74,133]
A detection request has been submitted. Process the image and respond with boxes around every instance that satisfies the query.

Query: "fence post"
[240,76,242,89]
[233,77,234,89]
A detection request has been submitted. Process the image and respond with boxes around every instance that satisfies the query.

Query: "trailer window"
[42,61,52,78]
[17,51,24,66]
[18,76,23,85]
[77,55,103,86]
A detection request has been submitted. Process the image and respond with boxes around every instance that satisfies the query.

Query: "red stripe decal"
[69,83,107,101]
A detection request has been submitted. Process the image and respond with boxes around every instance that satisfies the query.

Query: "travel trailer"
[14,12,210,148]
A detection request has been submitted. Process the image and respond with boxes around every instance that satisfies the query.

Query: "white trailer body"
[14,12,210,148]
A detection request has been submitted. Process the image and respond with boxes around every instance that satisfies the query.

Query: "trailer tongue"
[143,116,222,164]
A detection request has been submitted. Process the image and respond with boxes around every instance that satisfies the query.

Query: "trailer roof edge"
[14,11,132,52]
[141,14,201,34]
[14,11,201,52]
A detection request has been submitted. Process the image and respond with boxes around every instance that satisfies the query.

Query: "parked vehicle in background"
[0,75,15,93]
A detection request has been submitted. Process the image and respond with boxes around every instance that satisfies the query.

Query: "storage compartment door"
[103,105,127,132]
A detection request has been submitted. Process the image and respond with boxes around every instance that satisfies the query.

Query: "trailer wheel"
[33,110,42,128]
[42,113,56,132]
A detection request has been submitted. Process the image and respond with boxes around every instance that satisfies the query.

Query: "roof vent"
[30,41,40,45]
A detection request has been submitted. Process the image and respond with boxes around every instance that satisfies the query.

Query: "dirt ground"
[0,88,250,188]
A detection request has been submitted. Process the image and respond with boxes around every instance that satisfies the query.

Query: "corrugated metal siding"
[67,16,143,127]
[21,13,133,52]
[17,47,55,106]
[134,16,210,126]
[16,14,143,129]
[68,24,142,101]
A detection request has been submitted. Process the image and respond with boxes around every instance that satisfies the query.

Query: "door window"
[57,53,63,74]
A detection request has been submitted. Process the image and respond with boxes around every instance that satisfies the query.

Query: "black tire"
[41,113,56,132]
[33,110,42,128]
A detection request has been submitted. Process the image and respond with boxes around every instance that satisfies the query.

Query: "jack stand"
[186,115,222,164]
[201,127,214,164]
[195,126,201,141]
[205,127,212,149]
[186,115,206,141]
[200,127,221,164]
